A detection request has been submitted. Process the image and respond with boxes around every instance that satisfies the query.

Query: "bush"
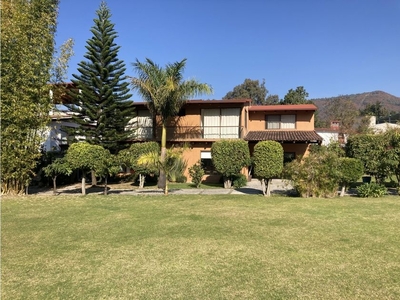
[188,161,204,188]
[233,174,247,188]
[356,183,388,198]
[211,139,251,188]
[176,175,187,183]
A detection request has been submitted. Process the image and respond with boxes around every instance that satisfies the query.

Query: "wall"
[247,110,315,131]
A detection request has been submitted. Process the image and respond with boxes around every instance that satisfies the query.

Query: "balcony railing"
[131,126,244,140]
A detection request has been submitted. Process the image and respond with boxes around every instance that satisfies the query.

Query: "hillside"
[311,91,400,121]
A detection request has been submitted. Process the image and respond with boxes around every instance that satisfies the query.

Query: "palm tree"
[131,58,212,189]
[137,148,183,195]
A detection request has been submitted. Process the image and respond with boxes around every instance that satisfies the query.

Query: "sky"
[55,0,400,101]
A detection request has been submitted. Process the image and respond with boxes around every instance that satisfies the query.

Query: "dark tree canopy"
[65,2,135,154]
[223,79,279,105]
[282,86,312,105]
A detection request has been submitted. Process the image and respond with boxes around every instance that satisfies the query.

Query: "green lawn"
[2,194,400,299]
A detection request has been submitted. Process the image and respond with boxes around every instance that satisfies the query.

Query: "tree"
[43,158,73,195]
[360,101,387,122]
[188,161,205,188]
[337,157,364,197]
[137,148,184,195]
[223,78,279,105]
[118,142,160,188]
[282,86,311,105]
[325,96,359,134]
[211,140,251,188]
[346,134,390,184]
[64,2,135,154]
[65,142,111,195]
[131,58,212,189]
[1,0,59,195]
[283,145,342,198]
[252,141,284,196]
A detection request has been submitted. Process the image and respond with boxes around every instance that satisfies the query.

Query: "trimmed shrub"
[233,174,247,188]
[211,139,251,188]
[252,141,283,196]
[188,161,205,188]
[356,183,388,198]
[338,157,364,196]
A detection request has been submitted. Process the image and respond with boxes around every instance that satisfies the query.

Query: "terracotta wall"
[247,110,315,131]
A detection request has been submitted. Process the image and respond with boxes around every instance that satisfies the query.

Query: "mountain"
[310,91,400,121]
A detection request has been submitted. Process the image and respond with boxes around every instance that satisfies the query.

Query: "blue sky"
[56,0,400,100]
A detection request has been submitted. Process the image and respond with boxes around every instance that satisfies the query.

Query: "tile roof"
[248,104,317,111]
[244,131,323,143]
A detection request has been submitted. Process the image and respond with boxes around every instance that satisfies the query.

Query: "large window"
[202,108,240,138]
[266,115,296,129]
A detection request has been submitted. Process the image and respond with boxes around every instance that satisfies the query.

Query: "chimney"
[369,116,376,127]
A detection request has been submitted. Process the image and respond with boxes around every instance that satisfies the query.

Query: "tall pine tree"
[65,2,134,154]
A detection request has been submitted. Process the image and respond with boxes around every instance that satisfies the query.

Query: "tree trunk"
[81,176,86,195]
[158,124,167,189]
[139,174,145,189]
[91,170,97,186]
[261,179,266,196]
[164,181,169,195]
[340,184,346,197]
[265,178,272,197]
[104,175,108,195]
[223,178,232,189]
[52,176,57,195]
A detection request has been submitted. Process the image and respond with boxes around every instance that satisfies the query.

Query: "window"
[202,108,240,138]
[200,151,216,174]
[284,152,296,164]
[266,115,295,129]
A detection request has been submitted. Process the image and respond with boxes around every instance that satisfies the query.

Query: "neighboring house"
[42,109,79,152]
[130,101,322,182]
[368,116,400,133]
[315,121,347,146]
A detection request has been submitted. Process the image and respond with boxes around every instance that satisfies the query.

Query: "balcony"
[132,126,244,141]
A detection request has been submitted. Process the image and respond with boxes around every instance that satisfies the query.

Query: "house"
[130,100,322,182]
[368,116,400,133]
[315,121,347,146]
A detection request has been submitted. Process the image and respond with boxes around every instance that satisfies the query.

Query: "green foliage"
[43,158,73,179]
[64,2,135,154]
[346,134,390,183]
[211,140,251,188]
[356,183,388,198]
[1,0,59,194]
[338,157,364,186]
[384,128,400,186]
[282,86,311,105]
[253,141,284,179]
[188,161,205,188]
[176,175,187,183]
[65,142,113,194]
[137,148,186,194]
[232,174,248,188]
[252,141,284,196]
[283,145,341,197]
[119,142,160,175]
[168,156,188,183]
[223,78,279,105]
[43,157,73,194]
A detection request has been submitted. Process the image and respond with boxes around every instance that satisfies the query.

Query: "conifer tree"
[65,2,134,154]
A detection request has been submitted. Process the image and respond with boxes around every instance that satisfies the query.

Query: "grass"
[2,194,400,299]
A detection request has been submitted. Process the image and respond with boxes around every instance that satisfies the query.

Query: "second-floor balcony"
[132,126,244,141]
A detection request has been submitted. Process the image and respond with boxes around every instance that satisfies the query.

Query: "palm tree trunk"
[158,123,167,190]
[52,176,57,195]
